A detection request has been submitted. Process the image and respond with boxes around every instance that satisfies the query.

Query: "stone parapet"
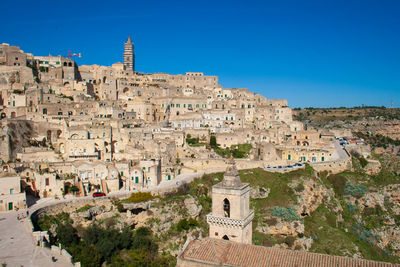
[206,210,254,229]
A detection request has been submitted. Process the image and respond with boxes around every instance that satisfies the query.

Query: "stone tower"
[123,36,135,71]
[207,157,254,244]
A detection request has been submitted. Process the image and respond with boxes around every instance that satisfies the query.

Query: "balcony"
[206,210,254,228]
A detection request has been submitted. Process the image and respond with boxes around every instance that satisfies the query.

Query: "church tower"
[207,158,254,244]
[123,36,135,71]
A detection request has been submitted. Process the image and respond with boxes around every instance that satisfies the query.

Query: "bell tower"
[123,36,135,71]
[207,157,254,244]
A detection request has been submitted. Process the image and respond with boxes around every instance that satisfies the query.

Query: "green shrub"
[123,192,154,203]
[176,218,199,232]
[294,183,305,192]
[186,137,199,145]
[56,223,79,247]
[344,182,368,198]
[359,157,368,168]
[327,175,348,196]
[269,206,300,222]
[37,212,72,231]
[76,204,93,213]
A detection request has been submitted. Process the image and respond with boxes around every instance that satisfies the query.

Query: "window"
[135,177,139,183]
[223,198,230,218]
[45,178,49,186]
[10,189,14,194]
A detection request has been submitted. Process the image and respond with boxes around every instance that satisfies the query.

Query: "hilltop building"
[123,36,135,71]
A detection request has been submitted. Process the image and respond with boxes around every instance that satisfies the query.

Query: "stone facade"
[0,41,345,199]
[0,175,26,211]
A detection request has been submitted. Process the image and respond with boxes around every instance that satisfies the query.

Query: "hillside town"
[3,38,400,267]
[0,37,358,209]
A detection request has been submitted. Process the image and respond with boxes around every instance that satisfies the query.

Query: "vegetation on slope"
[37,154,400,266]
[293,107,400,122]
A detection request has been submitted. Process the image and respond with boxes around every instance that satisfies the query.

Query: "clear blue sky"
[1,0,399,108]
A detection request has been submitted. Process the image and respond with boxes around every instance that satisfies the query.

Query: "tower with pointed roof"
[123,36,135,71]
[206,157,254,244]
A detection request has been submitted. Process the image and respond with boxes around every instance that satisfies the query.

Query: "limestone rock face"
[259,220,304,237]
[184,196,202,218]
[296,180,333,216]
[357,192,385,210]
[122,201,151,210]
[294,237,313,251]
[364,159,381,175]
[251,186,270,199]
[95,211,115,221]
[373,226,400,257]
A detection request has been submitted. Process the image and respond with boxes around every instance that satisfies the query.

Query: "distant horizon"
[2,0,399,108]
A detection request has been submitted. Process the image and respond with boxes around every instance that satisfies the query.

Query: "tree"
[209,135,217,148]
[56,223,79,247]
[69,243,102,267]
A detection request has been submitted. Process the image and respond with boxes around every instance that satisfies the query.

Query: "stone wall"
[181,158,264,173]
[310,158,352,174]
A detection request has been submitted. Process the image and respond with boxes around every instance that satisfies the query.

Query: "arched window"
[222,235,229,240]
[223,198,230,218]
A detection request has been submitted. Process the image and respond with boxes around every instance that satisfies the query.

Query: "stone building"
[0,43,29,67]
[0,175,26,211]
[207,158,254,244]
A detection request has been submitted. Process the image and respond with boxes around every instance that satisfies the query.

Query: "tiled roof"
[178,238,399,267]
